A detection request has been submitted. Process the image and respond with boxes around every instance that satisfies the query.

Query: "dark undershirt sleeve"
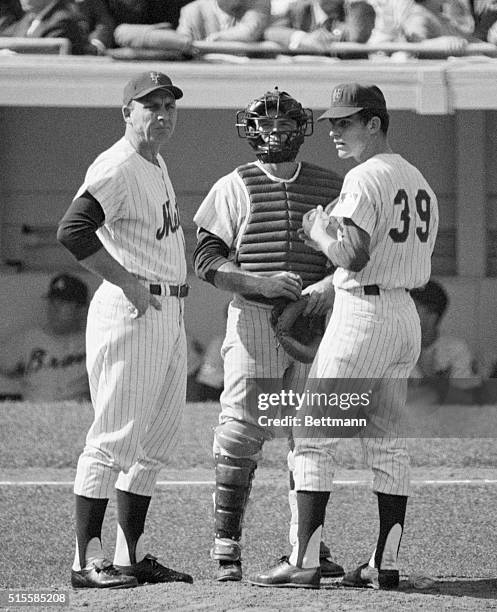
[193,228,231,285]
[57,191,106,260]
[327,217,370,272]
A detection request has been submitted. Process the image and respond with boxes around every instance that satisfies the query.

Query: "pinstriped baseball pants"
[213,295,311,455]
[74,281,186,498]
[293,288,421,496]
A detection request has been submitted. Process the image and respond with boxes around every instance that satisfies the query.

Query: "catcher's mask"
[236,88,313,163]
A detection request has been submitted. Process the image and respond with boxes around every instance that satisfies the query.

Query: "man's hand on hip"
[123,280,162,319]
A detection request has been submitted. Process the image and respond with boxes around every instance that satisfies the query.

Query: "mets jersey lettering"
[76,137,186,284]
[156,199,181,240]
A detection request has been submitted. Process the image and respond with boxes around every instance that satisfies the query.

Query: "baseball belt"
[361,285,409,295]
[363,284,380,295]
[149,283,189,297]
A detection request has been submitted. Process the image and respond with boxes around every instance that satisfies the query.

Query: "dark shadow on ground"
[323,578,497,599]
[400,578,497,599]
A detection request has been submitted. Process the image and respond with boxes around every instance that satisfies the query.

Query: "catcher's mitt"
[270,296,326,363]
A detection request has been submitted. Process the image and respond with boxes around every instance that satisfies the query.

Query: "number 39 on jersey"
[389,189,431,244]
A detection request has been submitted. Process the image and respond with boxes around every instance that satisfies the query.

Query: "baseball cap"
[123,71,183,106]
[318,83,387,120]
[45,274,88,305]
[410,280,448,318]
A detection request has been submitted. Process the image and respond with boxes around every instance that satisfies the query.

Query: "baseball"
[302,208,329,237]
[408,573,436,589]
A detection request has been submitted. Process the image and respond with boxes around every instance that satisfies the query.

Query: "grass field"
[1,401,497,611]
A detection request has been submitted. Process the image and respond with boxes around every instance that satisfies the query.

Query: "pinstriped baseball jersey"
[330,153,438,290]
[76,137,186,284]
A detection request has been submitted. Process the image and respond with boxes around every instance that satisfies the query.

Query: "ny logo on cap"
[332,88,343,103]
[54,278,67,290]
[150,72,161,85]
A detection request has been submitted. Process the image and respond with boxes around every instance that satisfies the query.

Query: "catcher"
[193,88,343,581]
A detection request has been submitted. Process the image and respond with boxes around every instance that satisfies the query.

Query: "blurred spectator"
[112,21,192,56]
[368,0,478,54]
[113,0,267,54]
[105,0,191,28]
[0,0,23,34]
[0,274,90,402]
[471,0,497,44]
[2,0,88,54]
[176,0,271,42]
[104,0,148,25]
[271,0,296,20]
[147,0,192,28]
[265,0,375,53]
[442,0,475,36]
[186,332,205,401]
[408,280,482,406]
[75,0,115,53]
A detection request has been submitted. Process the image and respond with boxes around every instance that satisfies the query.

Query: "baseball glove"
[270,296,326,363]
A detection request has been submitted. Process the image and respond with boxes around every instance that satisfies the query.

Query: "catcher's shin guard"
[212,454,257,560]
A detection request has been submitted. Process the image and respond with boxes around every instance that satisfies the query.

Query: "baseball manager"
[58,71,192,589]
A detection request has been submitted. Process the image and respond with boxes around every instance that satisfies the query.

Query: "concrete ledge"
[0,55,454,112]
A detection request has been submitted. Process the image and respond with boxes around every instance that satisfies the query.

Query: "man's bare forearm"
[213,261,270,294]
[78,248,139,293]
[214,262,302,301]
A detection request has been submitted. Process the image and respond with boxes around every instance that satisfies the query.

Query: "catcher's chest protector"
[236,162,342,288]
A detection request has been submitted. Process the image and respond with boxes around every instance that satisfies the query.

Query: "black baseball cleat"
[71,558,139,589]
[217,559,242,582]
[341,563,400,590]
[115,553,193,584]
[379,568,400,589]
[320,556,345,578]
[250,556,320,589]
[319,542,344,577]
[341,563,379,589]
[211,539,242,582]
